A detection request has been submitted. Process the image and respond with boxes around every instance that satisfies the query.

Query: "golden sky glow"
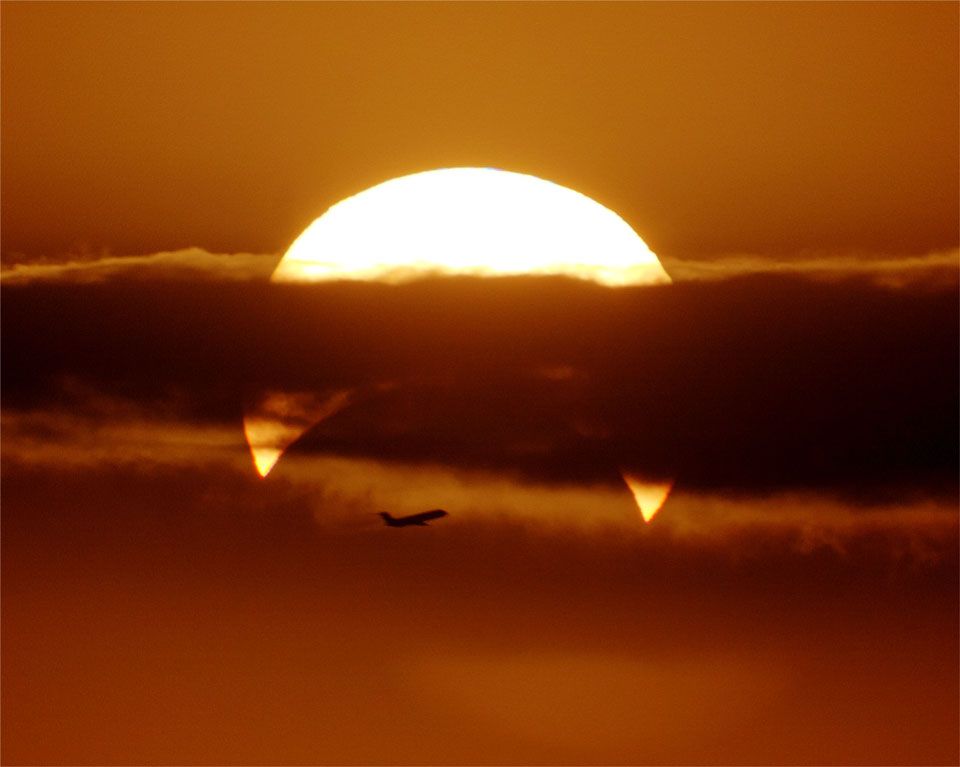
[3,4,956,260]
[272,168,671,287]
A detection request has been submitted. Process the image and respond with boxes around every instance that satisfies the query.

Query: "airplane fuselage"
[379,509,448,527]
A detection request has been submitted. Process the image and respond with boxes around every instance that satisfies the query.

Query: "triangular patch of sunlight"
[243,389,352,477]
[621,472,674,523]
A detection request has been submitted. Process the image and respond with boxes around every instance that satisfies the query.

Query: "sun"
[246,168,674,495]
[272,168,671,287]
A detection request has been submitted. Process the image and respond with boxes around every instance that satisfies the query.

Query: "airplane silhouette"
[379,509,448,527]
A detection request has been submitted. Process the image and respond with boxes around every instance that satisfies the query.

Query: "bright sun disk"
[272,167,671,287]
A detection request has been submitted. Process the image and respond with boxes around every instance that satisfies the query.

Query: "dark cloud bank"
[3,273,957,501]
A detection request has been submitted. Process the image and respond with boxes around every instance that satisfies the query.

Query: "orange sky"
[2,2,957,259]
[2,5,958,764]
[3,452,957,765]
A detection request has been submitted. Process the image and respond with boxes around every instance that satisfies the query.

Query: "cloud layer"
[662,247,959,288]
[3,255,956,765]
[0,248,279,284]
[3,270,957,502]
[2,246,957,287]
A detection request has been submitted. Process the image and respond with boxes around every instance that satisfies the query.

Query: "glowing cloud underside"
[622,473,674,524]
[272,168,671,287]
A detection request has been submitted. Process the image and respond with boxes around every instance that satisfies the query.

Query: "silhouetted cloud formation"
[4,272,956,501]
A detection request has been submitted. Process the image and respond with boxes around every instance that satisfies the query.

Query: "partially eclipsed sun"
[247,168,675,522]
[272,168,671,287]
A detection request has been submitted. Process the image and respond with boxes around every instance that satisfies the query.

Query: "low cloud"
[0,405,247,471]
[0,248,280,284]
[3,273,956,503]
[2,397,956,558]
[2,246,957,287]
[662,247,959,287]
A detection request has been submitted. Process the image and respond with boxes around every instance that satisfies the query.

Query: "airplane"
[378,509,448,527]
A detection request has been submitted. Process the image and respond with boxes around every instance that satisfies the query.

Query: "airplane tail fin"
[378,512,394,522]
